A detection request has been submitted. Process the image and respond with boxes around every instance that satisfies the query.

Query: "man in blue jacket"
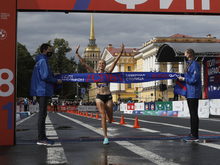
[30,43,62,145]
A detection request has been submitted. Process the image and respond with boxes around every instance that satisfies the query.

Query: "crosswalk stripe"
[46,116,68,164]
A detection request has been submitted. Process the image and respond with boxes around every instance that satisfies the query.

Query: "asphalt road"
[1,111,220,165]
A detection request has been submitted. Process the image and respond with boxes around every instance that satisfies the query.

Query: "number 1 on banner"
[3,102,13,129]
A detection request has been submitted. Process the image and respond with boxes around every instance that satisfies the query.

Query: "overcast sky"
[17,12,220,60]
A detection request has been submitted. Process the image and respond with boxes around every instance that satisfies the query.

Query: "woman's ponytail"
[184,49,195,74]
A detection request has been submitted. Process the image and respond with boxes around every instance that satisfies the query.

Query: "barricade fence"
[16,99,220,119]
[119,99,220,118]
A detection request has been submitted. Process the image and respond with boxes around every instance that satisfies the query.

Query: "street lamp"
[75,63,79,102]
[150,68,159,102]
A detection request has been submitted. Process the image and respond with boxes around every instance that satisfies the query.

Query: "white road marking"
[16,113,35,126]
[160,133,177,136]
[58,113,179,165]
[45,116,68,164]
[85,114,160,133]
[200,142,220,150]
[112,121,159,133]
[113,116,220,134]
[115,141,179,165]
[46,147,67,164]
[46,130,58,136]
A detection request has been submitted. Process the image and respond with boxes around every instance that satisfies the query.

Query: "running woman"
[75,43,124,144]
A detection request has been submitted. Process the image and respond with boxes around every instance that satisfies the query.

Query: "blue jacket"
[30,54,57,97]
[183,59,202,99]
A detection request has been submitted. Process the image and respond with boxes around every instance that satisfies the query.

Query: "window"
[128,66,132,71]
[127,84,132,88]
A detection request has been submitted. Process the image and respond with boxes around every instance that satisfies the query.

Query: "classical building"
[88,33,220,103]
[134,33,220,102]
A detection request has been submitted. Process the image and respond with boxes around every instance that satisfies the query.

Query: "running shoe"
[45,137,54,143]
[37,138,54,145]
[183,135,199,142]
[103,138,109,145]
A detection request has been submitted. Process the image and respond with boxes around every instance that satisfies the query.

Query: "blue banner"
[56,72,180,83]
[203,57,220,99]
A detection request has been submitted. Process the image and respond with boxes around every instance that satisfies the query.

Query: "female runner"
[75,43,124,144]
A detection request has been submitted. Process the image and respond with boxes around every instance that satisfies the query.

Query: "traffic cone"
[133,117,141,128]
[90,112,94,118]
[83,112,85,116]
[95,113,99,119]
[86,112,89,117]
[112,117,116,122]
[119,115,126,125]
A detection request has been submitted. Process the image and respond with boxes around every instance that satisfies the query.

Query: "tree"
[17,42,35,98]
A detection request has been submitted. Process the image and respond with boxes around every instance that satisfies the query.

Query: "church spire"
[90,13,95,40]
[88,13,97,46]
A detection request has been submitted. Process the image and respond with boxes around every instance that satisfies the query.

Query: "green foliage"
[17,42,35,97]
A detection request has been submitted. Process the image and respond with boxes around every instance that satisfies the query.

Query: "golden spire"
[90,13,95,40]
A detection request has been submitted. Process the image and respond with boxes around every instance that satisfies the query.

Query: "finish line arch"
[1,0,220,146]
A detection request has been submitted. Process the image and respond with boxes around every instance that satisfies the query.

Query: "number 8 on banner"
[0,69,14,97]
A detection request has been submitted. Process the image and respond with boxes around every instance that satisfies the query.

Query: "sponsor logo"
[169,73,180,78]
[0,29,7,40]
[151,104,154,110]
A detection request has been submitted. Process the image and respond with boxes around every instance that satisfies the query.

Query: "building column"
[147,57,150,88]
[179,62,184,73]
[121,64,125,90]
[150,55,154,87]
[143,58,147,88]
[167,62,172,86]
[155,60,160,86]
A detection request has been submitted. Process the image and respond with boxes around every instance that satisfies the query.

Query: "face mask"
[46,52,52,57]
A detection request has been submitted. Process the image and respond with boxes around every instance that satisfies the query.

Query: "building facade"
[134,33,219,102]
